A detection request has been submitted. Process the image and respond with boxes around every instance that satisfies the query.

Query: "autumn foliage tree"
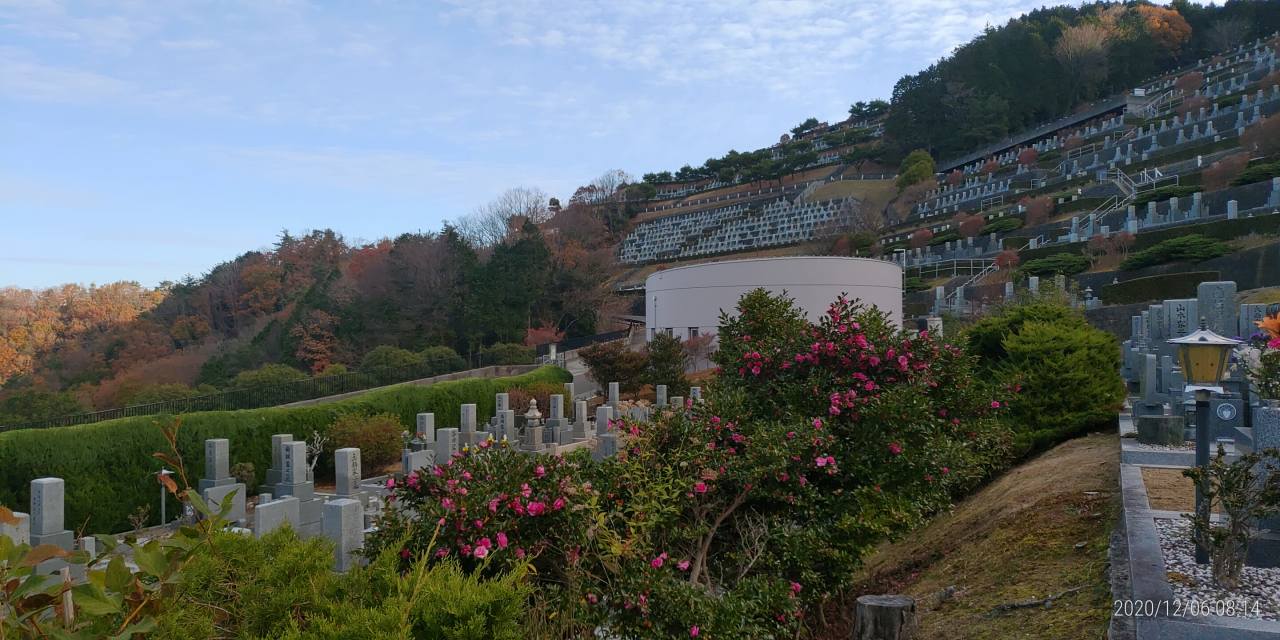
[1174,71,1205,94]
[1017,147,1040,166]
[1021,196,1055,227]
[1242,117,1280,157]
[1203,153,1251,191]
[1136,5,1193,56]
[909,228,935,249]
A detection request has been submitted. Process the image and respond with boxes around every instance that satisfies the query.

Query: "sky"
[2,0,1083,289]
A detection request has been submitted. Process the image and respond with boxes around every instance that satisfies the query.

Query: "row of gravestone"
[1,382,706,575]
[1124,280,1280,452]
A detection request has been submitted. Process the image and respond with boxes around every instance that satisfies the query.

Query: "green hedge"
[1234,161,1280,187]
[1018,212,1280,264]
[1119,234,1231,270]
[1018,253,1089,277]
[980,217,1022,234]
[1098,271,1220,304]
[1132,184,1201,207]
[0,366,572,534]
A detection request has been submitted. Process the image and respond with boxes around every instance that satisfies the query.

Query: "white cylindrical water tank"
[644,256,903,342]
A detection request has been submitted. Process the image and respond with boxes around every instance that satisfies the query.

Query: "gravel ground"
[1155,518,1280,620]
[1129,441,1195,452]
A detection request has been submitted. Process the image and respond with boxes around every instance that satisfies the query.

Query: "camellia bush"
[368,290,1015,637]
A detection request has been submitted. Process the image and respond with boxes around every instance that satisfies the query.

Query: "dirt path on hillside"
[834,433,1119,640]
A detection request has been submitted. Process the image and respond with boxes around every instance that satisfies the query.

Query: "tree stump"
[854,594,918,640]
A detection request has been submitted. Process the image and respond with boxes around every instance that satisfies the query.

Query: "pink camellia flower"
[786,431,797,439]
[476,537,492,549]
[441,497,455,510]
[651,552,667,568]
[488,498,501,513]
[586,593,599,604]
[790,581,803,595]
[694,481,708,494]
[473,545,488,559]
[526,501,546,516]
[521,483,533,498]
[434,548,449,558]
[400,547,411,559]
[815,456,829,468]
[534,465,546,478]
[386,477,396,489]
[515,547,526,559]
[460,544,472,556]
[496,532,509,548]
[406,472,419,489]
[690,625,700,637]
[812,418,823,430]
[552,497,566,510]
[888,442,903,455]
[941,466,951,475]
[1269,337,1280,349]
[677,559,691,571]
[991,400,1001,409]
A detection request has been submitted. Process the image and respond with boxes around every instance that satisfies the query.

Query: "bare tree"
[1054,22,1113,97]
[1207,16,1250,53]
[457,186,550,246]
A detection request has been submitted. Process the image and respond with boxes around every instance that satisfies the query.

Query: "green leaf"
[186,489,213,519]
[133,541,168,578]
[94,534,119,554]
[72,582,122,616]
[105,555,132,593]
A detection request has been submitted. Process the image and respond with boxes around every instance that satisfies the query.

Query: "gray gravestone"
[1147,305,1166,341]
[460,404,477,433]
[1197,281,1238,338]
[29,478,72,550]
[202,482,247,525]
[1241,304,1269,339]
[199,438,234,492]
[608,382,620,408]
[335,448,361,496]
[1254,407,1280,530]
[670,396,685,409]
[573,401,589,440]
[435,428,460,462]
[266,434,293,487]
[1164,299,1199,339]
[594,433,619,461]
[595,405,613,436]
[0,511,29,545]
[254,496,300,538]
[655,384,668,407]
[415,413,435,443]
[322,498,364,572]
[549,394,564,420]
[402,449,434,475]
[690,386,702,402]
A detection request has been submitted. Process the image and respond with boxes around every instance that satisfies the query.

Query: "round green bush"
[326,412,405,473]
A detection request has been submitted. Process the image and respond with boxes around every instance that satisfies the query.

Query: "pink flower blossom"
[386,477,396,489]
[651,552,668,568]
[515,547,526,559]
[690,625,700,637]
[815,456,829,468]
[488,498,501,513]
[888,442,903,455]
[534,465,546,478]
[790,581,803,595]
[441,497,455,510]
[400,547,411,559]
[473,545,489,559]
[496,532,509,548]
[677,559,691,571]
[553,497,566,510]
[694,481,708,494]
[526,501,546,516]
[812,418,823,430]
[1270,337,1280,349]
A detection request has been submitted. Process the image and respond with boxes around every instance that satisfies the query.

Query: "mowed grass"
[840,433,1119,640]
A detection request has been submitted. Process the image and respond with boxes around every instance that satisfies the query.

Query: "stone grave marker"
[1241,304,1270,339]
[275,441,320,537]
[335,448,362,497]
[29,478,73,550]
[203,482,247,525]
[323,498,364,572]
[1163,299,1199,340]
[1197,281,1238,338]
[435,428,460,462]
[199,438,234,492]
[608,382,620,408]
[254,496,300,538]
[1,510,29,545]
[266,434,293,487]
[655,384,668,407]
[595,405,613,436]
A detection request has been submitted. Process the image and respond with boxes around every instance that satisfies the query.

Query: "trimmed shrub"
[1018,252,1089,276]
[579,341,648,394]
[981,217,1022,234]
[0,390,84,425]
[232,364,308,389]
[1099,271,1220,304]
[360,345,425,371]
[1233,160,1280,187]
[327,412,403,473]
[1132,184,1200,206]
[0,366,571,533]
[966,301,1124,455]
[480,342,535,365]
[1119,234,1231,270]
[420,345,467,374]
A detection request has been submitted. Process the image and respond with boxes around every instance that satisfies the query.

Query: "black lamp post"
[1168,318,1241,563]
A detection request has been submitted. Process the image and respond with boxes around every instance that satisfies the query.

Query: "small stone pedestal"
[854,594,917,640]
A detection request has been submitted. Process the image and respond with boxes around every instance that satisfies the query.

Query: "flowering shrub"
[1239,312,1280,400]
[368,290,1015,637]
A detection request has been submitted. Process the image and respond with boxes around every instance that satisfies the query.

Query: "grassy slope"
[845,433,1119,640]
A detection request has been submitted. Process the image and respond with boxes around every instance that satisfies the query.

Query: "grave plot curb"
[1119,463,1280,639]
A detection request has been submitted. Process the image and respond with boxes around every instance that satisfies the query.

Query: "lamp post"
[1168,318,1241,563]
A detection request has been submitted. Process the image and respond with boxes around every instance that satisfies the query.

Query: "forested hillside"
[0,179,636,422]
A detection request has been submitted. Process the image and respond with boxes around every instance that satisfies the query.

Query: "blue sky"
[2,0,1074,289]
